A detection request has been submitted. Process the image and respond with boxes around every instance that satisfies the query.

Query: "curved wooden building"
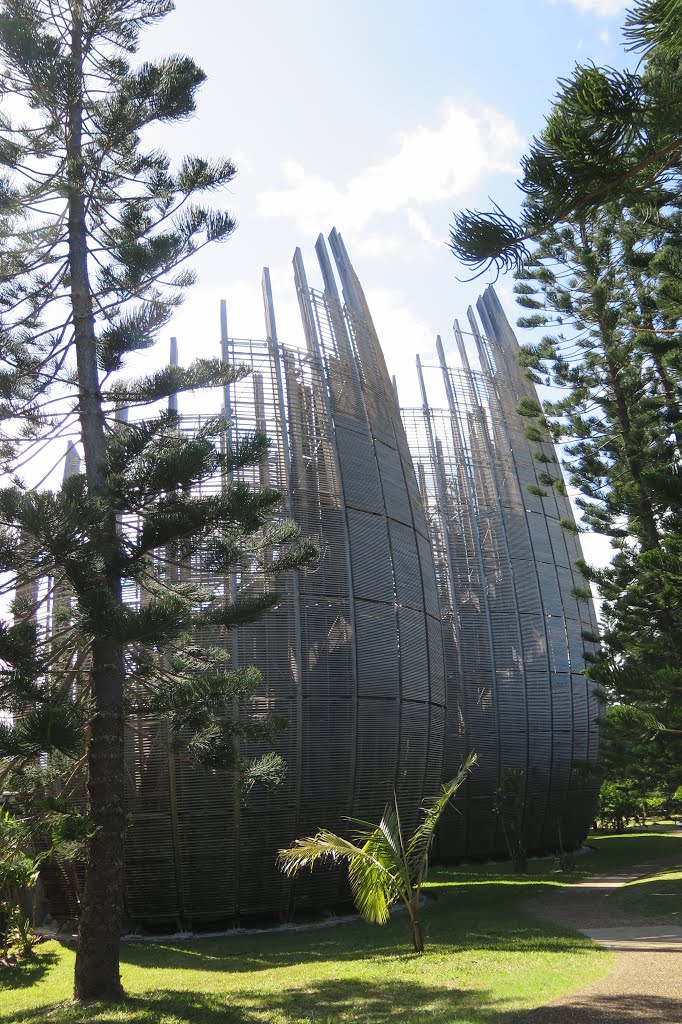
[402,287,601,861]
[122,232,447,928]
[47,232,600,929]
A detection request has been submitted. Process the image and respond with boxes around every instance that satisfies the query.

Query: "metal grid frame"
[121,234,449,926]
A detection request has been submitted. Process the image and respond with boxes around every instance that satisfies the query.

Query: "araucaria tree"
[0,0,315,1002]
[511,203,682,801]
[448,0,682,824]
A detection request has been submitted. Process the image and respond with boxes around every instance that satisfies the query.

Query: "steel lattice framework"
[43,231,601,929]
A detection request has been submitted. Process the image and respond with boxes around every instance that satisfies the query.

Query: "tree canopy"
[449,0,682,816]
[449,1,682,276]
[509,192,682,818]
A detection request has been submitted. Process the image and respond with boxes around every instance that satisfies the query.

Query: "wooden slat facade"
[40,234,599,929]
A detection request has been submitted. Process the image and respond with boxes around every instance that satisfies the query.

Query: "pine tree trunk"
[67,7,126,1002]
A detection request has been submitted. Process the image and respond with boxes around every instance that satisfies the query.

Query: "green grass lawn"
[609,866,682,925]
[1,831,680,1024]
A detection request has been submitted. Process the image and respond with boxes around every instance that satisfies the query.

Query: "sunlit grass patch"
[609,867,682,925]
[2,831,680,1024]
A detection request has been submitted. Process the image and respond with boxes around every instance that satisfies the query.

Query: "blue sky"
[140,1,633,565]
[136,0,632,402]
[131,0,636,565]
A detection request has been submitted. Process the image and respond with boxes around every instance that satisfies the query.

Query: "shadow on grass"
[0,951,59,990]
[5,981,681,1024]
[107,874,595,976]
[1,978,520,1024]
[246,976,516,1023]
[115,929,594,979]
[512,993,682,1023]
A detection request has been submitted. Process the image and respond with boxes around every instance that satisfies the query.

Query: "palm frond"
[344,801,412,897]
[406,752,477,881]
[347,846,396,924]
[277,829,369,875]
[278,827,399,924]
[360,798,409,897]
[374,801,406,865]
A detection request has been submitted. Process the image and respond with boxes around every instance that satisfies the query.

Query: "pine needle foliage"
[449,1,682,275]
[509,203,682,810]
[0,0,317,1002]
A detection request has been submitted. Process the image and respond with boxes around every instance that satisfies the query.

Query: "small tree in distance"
[278,753,477,954]
[493,768,526,873]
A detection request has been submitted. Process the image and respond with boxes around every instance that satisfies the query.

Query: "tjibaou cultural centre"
[56,230,602,930]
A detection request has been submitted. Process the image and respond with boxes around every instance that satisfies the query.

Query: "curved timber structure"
[44,232,601,928]
[403,287,601,859]
[120,232,448,928]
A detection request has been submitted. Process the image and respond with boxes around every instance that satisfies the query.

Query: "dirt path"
[512,837,682,1023]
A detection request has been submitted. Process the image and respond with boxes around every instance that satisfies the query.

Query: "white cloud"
[353,232,405,259]
[406,210,444,250]
[599,29,610,44]
[351,214,446,262]
[257,101,523,237]
[577,530,614,570]
[363,287,440,406]
[231,146,254,177]
[563,0,628,14]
